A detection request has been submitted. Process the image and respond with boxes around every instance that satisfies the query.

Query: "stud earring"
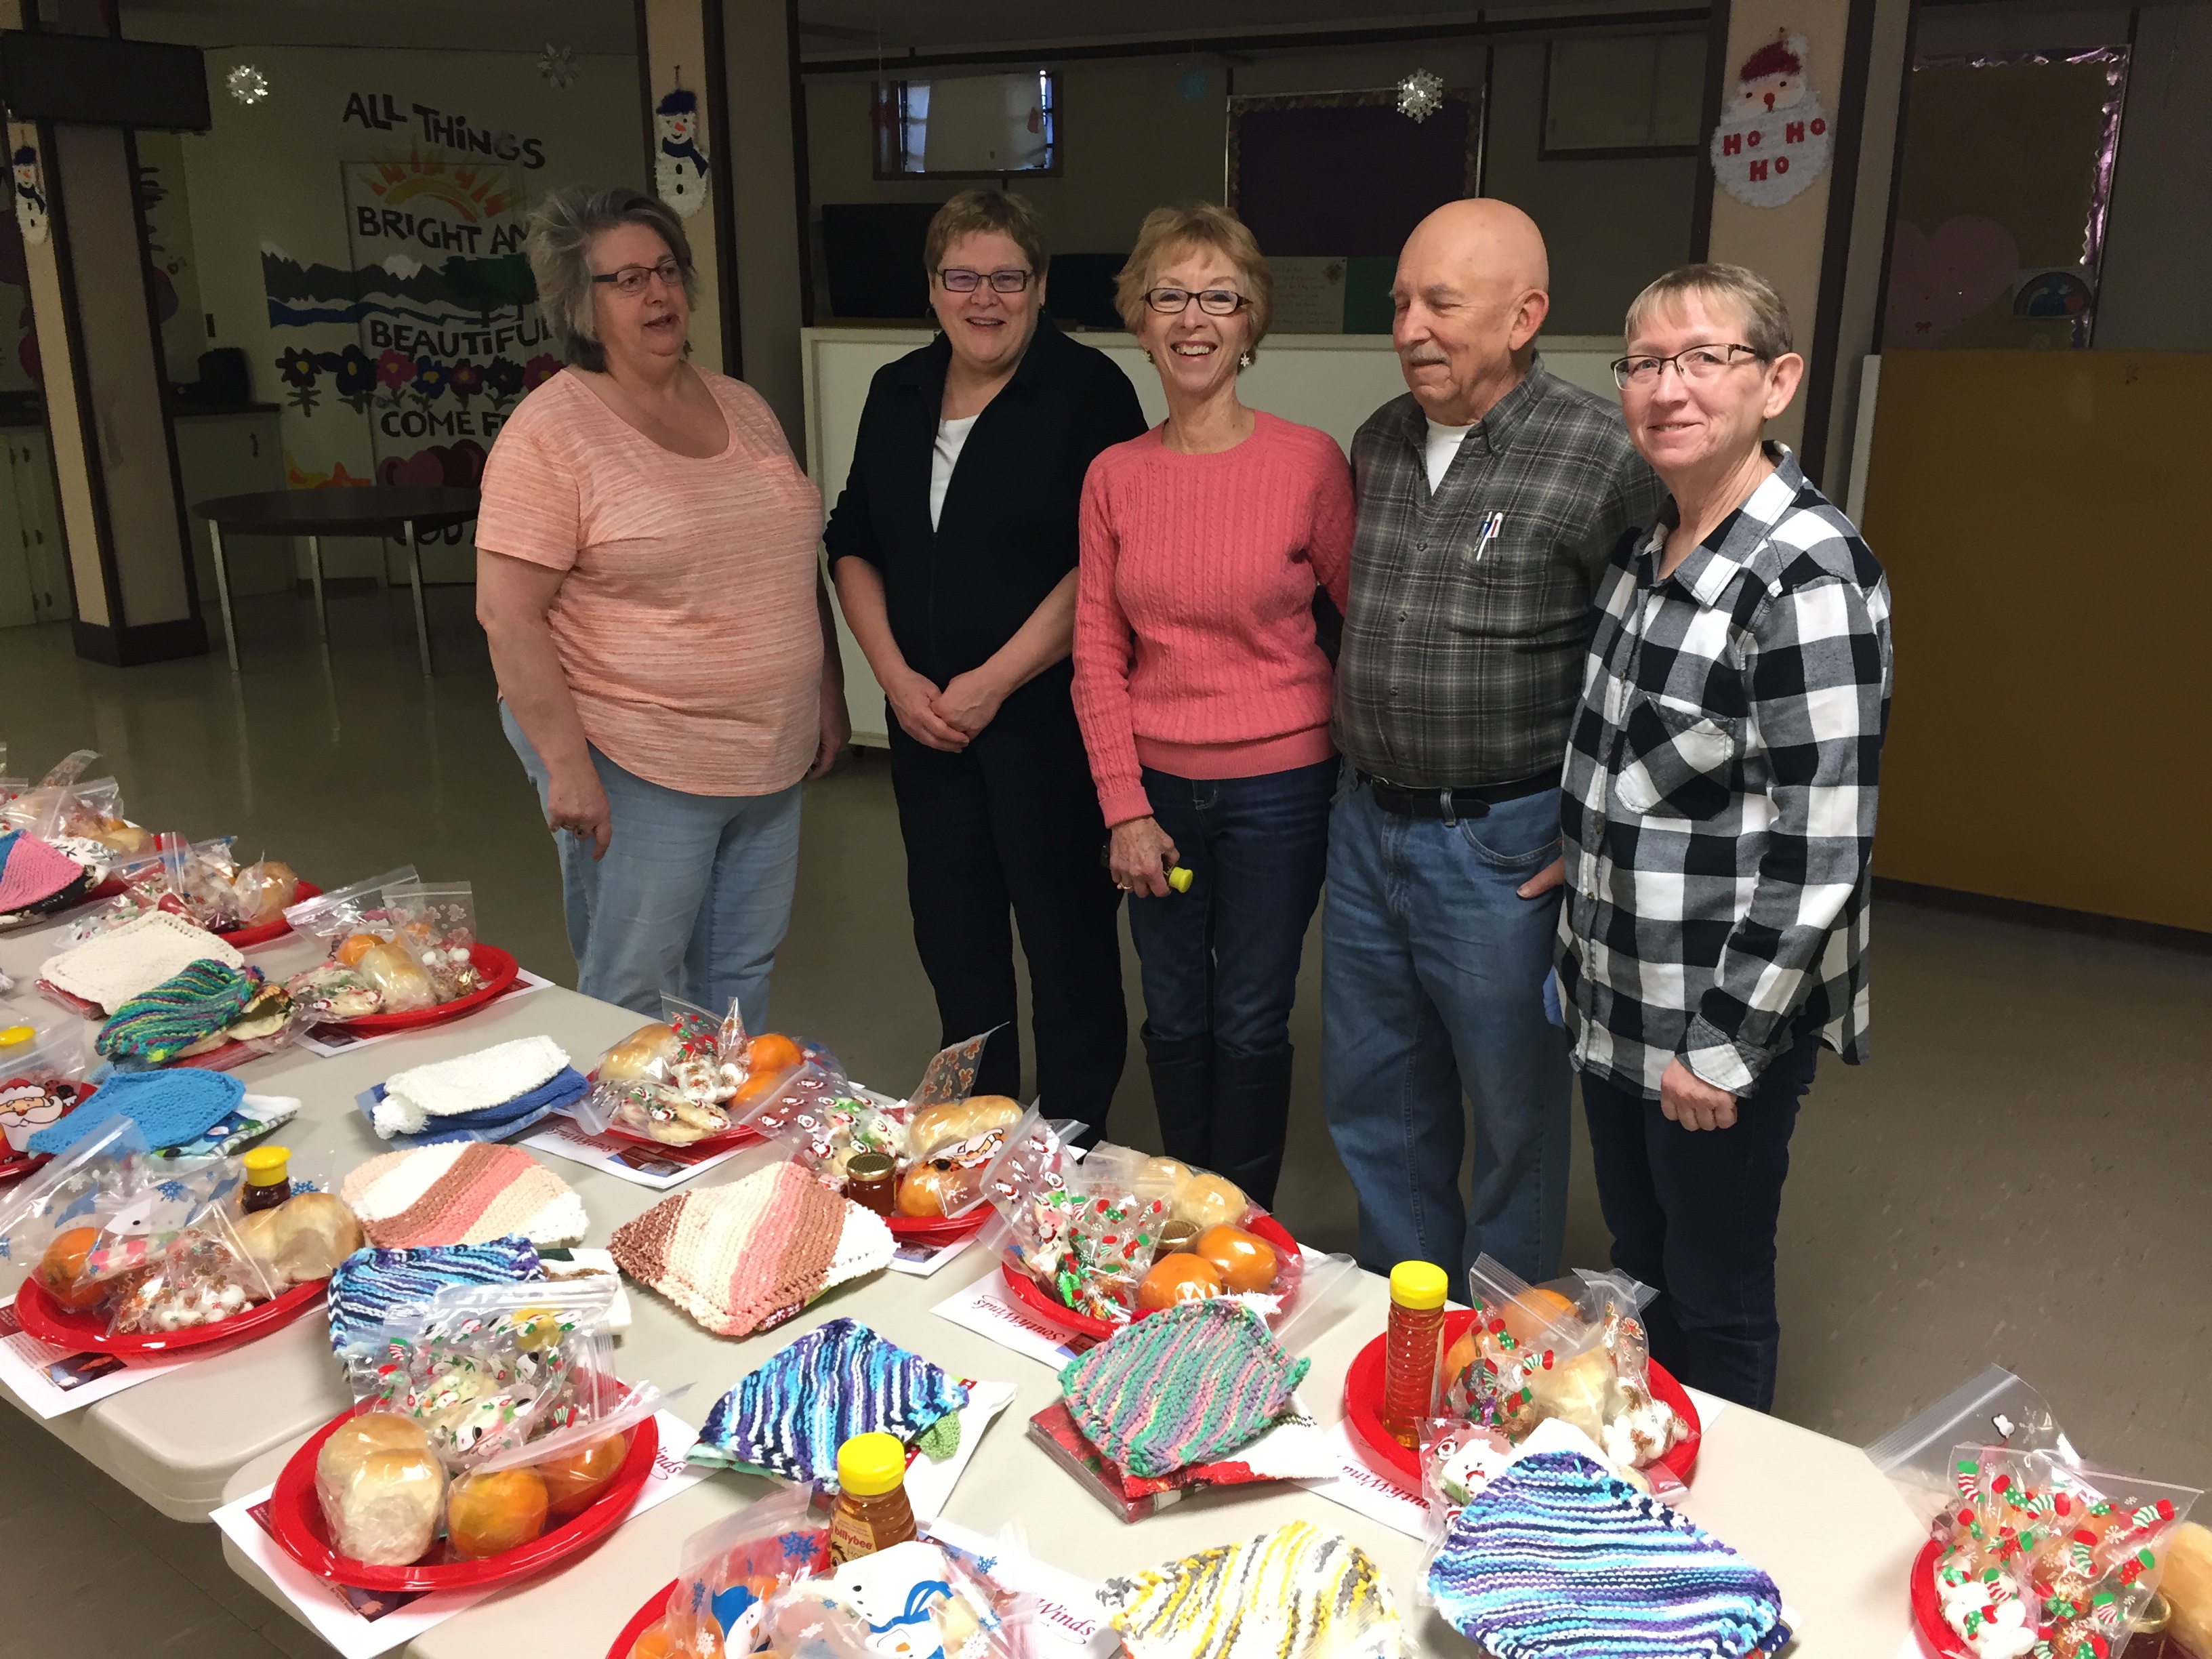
[1143,350,1154,363]
[1238,351,1253,369]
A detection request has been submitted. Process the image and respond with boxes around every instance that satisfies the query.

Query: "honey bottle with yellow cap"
[1381,1260,1450,1447]
[240,1145,292,1214]
[827,1432,917,1564]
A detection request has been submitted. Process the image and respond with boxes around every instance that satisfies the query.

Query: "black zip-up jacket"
[823,321,1147,735]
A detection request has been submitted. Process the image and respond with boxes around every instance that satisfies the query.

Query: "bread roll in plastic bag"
[315,1410,447,1566]
[352,939,438,1014]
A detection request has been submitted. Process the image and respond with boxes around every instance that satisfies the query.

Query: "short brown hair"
[923,189,1050,283]
[1114,204,1273,359]
[1624,262,1793,361]
[526,186,697,374]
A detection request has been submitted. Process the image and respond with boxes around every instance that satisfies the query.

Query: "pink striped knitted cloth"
[340,1143,588,1248]
[0,832,85,911]
[1059,1298,1310,1477]
[610,1161,893,1338]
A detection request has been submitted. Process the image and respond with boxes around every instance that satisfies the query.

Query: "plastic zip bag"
[107,1194,281,1336]
[283,865,419,946]
[0,1019,96,1156]
[643,1487,833,1658]
[385,880,483,1002]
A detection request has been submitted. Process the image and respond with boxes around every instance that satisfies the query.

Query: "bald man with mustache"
[1323,199,1665,1283]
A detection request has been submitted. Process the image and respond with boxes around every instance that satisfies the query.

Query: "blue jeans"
[1579,1033,1822,1411]
[1126,760,1334,1055]
[1321,778,1570,1283]
[502,701,802,1027]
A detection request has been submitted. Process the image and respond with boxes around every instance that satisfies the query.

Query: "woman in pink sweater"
[1072,204,1353,1208]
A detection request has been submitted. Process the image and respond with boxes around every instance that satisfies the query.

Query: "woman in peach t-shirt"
[476,187,846,1023]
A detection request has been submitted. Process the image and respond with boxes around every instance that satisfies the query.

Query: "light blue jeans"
[1320,776,1571,1284]
[501,701,802,1027]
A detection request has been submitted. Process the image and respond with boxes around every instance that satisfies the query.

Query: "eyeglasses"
[938,267,1033,293]
[592,257,686,298]
[1611,344,1765,389]
[1145,287,1250,316]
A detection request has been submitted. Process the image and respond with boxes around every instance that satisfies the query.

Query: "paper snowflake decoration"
[226,64,269,107]
[539,43,579,89]
[1397,68,1446,123]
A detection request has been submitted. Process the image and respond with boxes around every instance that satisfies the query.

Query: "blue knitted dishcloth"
[27,1069,247,1155]
[356,1067,588,1149]
[1427,1450,1790,1659]
[326,1236,543,1352]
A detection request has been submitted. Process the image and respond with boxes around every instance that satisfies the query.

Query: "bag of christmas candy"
[384,880,484,1003]
[584,993,746,1143]
[105,1192,281,1336]
[628,1488,832,1658]
[282,866,426,1019]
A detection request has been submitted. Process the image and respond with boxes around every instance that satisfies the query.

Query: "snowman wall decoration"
[12,144,49,245]
[655,88,710,219]
[1708,30,1832,208]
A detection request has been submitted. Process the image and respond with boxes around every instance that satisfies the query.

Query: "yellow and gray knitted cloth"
[1101,1521,1404,1659]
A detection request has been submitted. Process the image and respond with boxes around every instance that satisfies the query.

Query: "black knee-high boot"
[1143,1028,1214,1168]
[1210,1046,1295,1210]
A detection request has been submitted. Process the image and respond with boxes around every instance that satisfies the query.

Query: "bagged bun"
[354,941,437,1013]
[906,1094,1023,1162]
[315,1413,445,1565]
[240,1192,363,1285]
[598,1023,680,1084]
[233,861,300,926]
[1172,1172,1249,1231]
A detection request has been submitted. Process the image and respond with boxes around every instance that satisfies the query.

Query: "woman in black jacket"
[826,190,1145,1138]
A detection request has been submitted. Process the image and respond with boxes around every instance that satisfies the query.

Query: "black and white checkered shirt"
[1334,359,1667,787]
[1556,446,1892,1099]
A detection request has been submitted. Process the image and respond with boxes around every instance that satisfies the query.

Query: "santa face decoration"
[0,1081,73,1153]
[1710,30,1832,208]
[655,89,711,220]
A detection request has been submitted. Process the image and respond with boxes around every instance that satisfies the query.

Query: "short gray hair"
[525,186,697,373]
[1624,262,1793,361]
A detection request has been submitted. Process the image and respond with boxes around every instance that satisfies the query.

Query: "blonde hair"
[1113,203,1273,358]
[1624,262,1793,361]
[924,189,1050,281]
[526,187,697,374]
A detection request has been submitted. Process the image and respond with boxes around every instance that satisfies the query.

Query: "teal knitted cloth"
[28,1069,247,1154]
[1059,1298,1308,1477]
[96,960,262,1062]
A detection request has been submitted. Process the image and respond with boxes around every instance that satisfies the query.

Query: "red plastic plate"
[1338,1307,1702,1490]
[216,880,322,948]
[997,1212,1303,1342]
[889,1206,990,1245]
[268,1408,659,1592]
[1908,1538,1971,1659]
[13,1273,326,1355]
[596,1117,762,1156]
[322,944,520,1034]
[607,1580,677,1659]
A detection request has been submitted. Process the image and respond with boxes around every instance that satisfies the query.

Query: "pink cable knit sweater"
[1072,411,1355,827]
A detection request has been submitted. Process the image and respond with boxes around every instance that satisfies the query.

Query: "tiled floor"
[5,588,2209,1652]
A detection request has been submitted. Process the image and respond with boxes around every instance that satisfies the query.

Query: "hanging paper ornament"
[1397,68,1446,123]
[538,43,578,90]
[11,145,47,246]
[226,64,269,107]
[654,89,710,220]
[1708,30,1832,208]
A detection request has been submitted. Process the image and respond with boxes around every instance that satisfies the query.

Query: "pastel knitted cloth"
[1059,1298,1309,1477]
[1100,1521,1404,1659]
[326,1236,542,1353]
[95,961,264,1062]
[40,912,247,1012]
[1425,1450,1790,1658]
[692,1316,969,1482]
[0,830,85,910]
[610,1161,893,1338]
[2,866,94,925]
[373,1036,572,1136]
[26,1067,247,1154]
[340,1143,589,1248]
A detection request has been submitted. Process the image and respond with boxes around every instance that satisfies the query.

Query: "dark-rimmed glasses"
[1145,287,1250,316]
[592,257,686,298]
[1611,344,1765,388]
[938,268,1033,293]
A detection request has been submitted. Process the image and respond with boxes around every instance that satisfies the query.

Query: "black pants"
[887,710,1126,1137]
[1578,1033,1822,1412]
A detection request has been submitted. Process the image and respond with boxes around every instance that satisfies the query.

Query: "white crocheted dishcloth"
[374,1035,571,1136]
[39,912,247,1010]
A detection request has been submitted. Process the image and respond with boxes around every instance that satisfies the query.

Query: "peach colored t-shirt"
[476,369,824,797]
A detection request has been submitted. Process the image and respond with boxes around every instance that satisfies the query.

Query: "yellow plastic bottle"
[828,1433,916,1564]
[1381,1261,1450,1447]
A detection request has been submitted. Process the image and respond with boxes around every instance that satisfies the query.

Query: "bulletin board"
[1227,90,1481,259]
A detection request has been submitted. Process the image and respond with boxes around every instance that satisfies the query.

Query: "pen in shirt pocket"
[1473,510,1504,560]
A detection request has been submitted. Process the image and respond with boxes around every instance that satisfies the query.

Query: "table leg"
[307,535,327,641]
[403,519,432,678]
[207,519,239,673]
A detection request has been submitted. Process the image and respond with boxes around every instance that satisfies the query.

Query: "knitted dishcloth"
[326,1236,543,1352]
[1101,1521,1404,1659]
[3,867,94,926]
[693,1316,969,1483]
[340,1143,589,1248]
[96,960,264,1062]
[26,1067,247,1154]
[0,830,86,911]
[40,912,247,1012]
[156,1092,298,1160]
[1425,1450,1790,1659]
[373,1036,571,1136]
[1059,1298,1309,1477]
[365,1068,588,1145]
[610,1161,893,1338]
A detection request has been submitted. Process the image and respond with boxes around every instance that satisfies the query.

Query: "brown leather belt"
[1356,771,1555,820]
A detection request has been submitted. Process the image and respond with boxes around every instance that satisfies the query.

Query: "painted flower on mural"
[332,344,376,398]
[275,348,319,390]
[376,348,413,390]
[523,352,561,392]
[412,357,450,401]
[447,359,486,402]
[484,356,525,398]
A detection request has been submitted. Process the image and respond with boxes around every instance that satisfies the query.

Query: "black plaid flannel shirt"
[1334,359,1667,787]
[1556,447,1893,1100]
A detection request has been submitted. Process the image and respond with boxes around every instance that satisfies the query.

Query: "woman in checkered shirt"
[1549,264,1893,1410]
